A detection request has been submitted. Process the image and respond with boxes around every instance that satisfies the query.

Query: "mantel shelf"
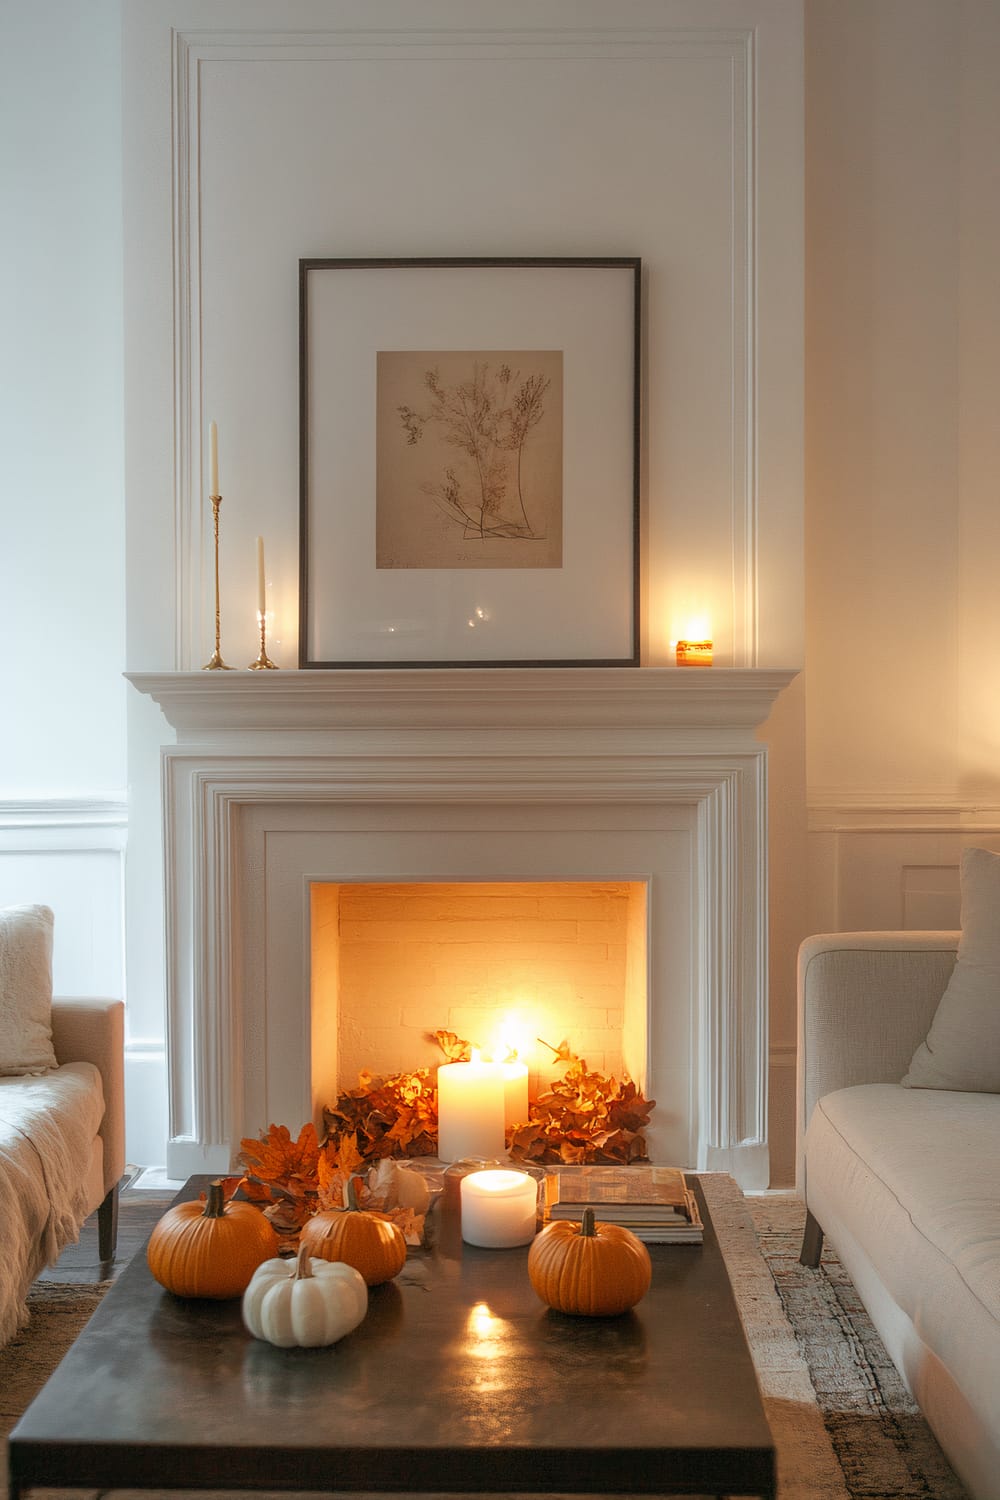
[127,667,799,737]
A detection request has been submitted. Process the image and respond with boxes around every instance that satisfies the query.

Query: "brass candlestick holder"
[202,493,234,670]
[250,610,278,670]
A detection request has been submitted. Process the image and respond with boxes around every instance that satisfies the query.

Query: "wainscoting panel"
[0,800,127,995]
[807,799,1000,935]
[0,798,167,1167]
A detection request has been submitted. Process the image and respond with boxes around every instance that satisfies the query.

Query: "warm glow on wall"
[490,1012,531,1065]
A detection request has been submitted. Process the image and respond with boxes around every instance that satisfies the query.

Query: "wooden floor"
[38,1177,176,1285]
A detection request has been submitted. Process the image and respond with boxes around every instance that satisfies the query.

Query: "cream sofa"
[797,929,1000,1500]
[0,994,125,1346]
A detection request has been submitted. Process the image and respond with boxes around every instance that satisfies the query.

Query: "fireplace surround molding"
[129,667,796,1190]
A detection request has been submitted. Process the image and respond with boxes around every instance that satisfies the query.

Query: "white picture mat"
[302,262,637,665]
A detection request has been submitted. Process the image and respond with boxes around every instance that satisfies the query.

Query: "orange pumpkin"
[527,1206,652,1316]
[299,1176,407,1286]
[146,1180,279,1299]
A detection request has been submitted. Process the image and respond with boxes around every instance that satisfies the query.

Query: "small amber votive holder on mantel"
[675,639,713,667]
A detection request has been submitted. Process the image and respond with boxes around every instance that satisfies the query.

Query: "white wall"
[805,0,1000,935]
[0,2,137,1138]
[1,0,126,795]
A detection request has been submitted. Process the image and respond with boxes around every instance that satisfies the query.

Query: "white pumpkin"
[242,1243,368,1348]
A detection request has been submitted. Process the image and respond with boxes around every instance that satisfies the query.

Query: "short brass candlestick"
[202,493,234,670]
[250,610,278,670]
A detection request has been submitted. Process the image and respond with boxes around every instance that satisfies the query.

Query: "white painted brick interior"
[315,881,641,1108]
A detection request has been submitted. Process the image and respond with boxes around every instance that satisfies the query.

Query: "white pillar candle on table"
[209,421,219,494]
[256,535,266,616]
[501,1058,529,1130]
[436,1050,505,1163]
[460,1169,537,1248]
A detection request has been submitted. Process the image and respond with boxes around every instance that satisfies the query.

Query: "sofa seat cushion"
[0,1061,105,1346]
[805,1083,1000,1418]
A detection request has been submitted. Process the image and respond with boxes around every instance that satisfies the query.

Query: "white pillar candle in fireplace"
[501,1058,529,1130]
[460,1169,537,1248]
[436,1050,505,1162]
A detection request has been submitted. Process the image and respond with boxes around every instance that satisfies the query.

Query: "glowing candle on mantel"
[460,1169,537,1248]
[436,1050,505,1163]
[500,1057,529,1130]
[676,637,713,667]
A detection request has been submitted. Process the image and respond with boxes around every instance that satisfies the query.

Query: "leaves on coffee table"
[236,1121,323,1233]
[240,1121,320,1190]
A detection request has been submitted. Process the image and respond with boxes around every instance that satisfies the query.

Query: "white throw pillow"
[902,846,1000,1092]
[0,904,59,1076]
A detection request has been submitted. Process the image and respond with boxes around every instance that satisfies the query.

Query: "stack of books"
[546,1164,703,1244]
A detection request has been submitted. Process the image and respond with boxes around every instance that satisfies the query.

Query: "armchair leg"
[97,1181,119,1262]
[800,1208,824,1267]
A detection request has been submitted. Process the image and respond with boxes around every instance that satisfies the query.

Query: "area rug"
[0,1177,969,1500]
[740,1189,968,1500]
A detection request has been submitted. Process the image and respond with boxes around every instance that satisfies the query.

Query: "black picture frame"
[299,257,640,669]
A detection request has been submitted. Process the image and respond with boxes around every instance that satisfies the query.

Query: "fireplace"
[129,666,794,1190]
[311,879,648,1119]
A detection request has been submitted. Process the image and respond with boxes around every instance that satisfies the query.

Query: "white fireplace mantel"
[128,667,797,1189]
[130,667,797,736]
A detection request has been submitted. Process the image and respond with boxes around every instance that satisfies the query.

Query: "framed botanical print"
[299,257,640,668]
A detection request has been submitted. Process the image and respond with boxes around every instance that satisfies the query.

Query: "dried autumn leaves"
[231,1030,653,1240]
[229,1124,427,1245]
[509,1038,654,1167]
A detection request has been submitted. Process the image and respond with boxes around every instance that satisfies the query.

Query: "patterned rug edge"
[701,1173,851,1500]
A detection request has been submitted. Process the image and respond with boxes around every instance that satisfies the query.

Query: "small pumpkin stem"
[580,1207,597,1237]
[294,1242,313,1280]
[202,1180,227,1220]
[345,1175,363,1212]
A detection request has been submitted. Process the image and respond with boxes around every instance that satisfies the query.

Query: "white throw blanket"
[0,1062,104,1346]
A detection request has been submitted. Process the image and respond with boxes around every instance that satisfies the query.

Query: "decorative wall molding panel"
[0,797,127,999]
[809,792,1000,834]
[166,18,763,669]
[806,813,1000,935]
[0,798,128,851]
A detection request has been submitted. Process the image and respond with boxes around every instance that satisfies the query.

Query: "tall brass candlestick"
[202,493,234,670]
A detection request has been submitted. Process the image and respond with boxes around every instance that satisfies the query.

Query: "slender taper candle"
[256,536,266,616]
[209,421,219,494]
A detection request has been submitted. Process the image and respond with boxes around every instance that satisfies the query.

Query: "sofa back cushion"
[903,847,1000,1092]
[0,904,59,1076]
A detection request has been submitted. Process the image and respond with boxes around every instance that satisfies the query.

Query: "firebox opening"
[309,880,648,1134]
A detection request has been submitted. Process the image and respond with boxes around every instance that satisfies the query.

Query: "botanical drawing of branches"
[398,361,551,542]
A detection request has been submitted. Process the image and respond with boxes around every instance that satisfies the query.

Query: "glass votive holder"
[460,1167,538,1248]
[503,1159,549,1226]
[676,638,713,667]
[442,1157,504,1218]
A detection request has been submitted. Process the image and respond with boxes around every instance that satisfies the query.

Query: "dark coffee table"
[8,1176,775,1500]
